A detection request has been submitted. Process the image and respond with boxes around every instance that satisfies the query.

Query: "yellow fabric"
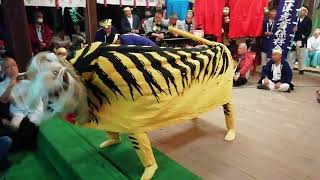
[71,28,234,134]
[128,133,156,167]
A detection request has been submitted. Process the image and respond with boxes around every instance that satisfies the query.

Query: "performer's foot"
[191,117,198,124]
[99,139,121,148]
[141,163,158,180]
[224,129,236,141]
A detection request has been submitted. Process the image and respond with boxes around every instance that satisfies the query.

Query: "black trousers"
[233,77,248,87]
[0,102,38,152]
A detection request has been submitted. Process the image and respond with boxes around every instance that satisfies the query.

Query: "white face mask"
[36,18,44,24]
[0,49,5,55]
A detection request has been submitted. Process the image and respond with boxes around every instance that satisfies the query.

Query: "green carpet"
[0,151,61,180]
[40,118,201,180]
[1,118,202,180]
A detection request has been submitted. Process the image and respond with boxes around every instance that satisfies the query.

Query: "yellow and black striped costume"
[67,27,235,179]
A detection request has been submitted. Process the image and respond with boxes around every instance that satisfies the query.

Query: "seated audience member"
[141,10,152,33]
[71,24,86,46]
[183,10,194,33]
[0,136,11,170]
[166,13,185,38]
[52,29,72,49]
[0,57,42,150]
[145,9,168,44]
[257,48,293,92]
[95,19,119,44]
[118,33,156,46]
[233,43,253,87]
[28,11,53,54]
[121,7,141,34]
[306,28,320,68]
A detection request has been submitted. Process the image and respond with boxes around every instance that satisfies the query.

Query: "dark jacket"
[261,19,276,54]
[121,15,141,34]
[95,28,118,44]
[294,16,312,48]
[260,60,292,84]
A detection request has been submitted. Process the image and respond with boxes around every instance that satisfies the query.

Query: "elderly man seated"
[257,47,293,92]
[165,13,185,38]
[233,43,253,87]
[306,28,320,68]
[0,57,42,151]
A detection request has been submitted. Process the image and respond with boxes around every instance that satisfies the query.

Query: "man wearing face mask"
[28,11,53,54]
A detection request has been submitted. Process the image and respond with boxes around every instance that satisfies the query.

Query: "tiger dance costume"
[16,27,236,180]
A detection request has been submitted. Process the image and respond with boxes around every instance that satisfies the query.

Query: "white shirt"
[0,78,44,125]
[307,36,320,50]
[127,16,134,29]
[272,64,282,81]
[36,25,43,42]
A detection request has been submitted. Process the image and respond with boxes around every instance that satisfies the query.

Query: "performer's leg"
[297,47,306,73]
[100,131,121,148]
[288,51,296,70]
[261,52,268,66]
[129,133,158,180]
[222,103,236,141]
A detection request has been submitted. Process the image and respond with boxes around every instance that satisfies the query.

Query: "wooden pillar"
[85,0,98,44]
[2,0,32,72]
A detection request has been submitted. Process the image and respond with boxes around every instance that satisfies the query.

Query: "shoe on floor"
[257,84,269,90]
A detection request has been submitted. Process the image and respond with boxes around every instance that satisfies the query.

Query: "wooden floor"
[149,71,320,180]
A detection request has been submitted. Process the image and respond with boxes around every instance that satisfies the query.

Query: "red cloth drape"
[194,0,226,42]
[228,0,268,38]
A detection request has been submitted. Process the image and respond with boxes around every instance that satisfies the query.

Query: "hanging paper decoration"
[119,0,122,7]
[133,0,136,8]
[104,0,107,6]
[146,0,149,8]
[22,0,85,7]
[69,7,84,23]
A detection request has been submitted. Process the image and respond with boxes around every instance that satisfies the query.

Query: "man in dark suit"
[261,8,277,67]
[121,7,141,34]
[291,6,312,74]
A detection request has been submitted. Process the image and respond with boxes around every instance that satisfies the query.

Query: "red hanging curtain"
[194,0,226,42]
[228,0,268,38]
